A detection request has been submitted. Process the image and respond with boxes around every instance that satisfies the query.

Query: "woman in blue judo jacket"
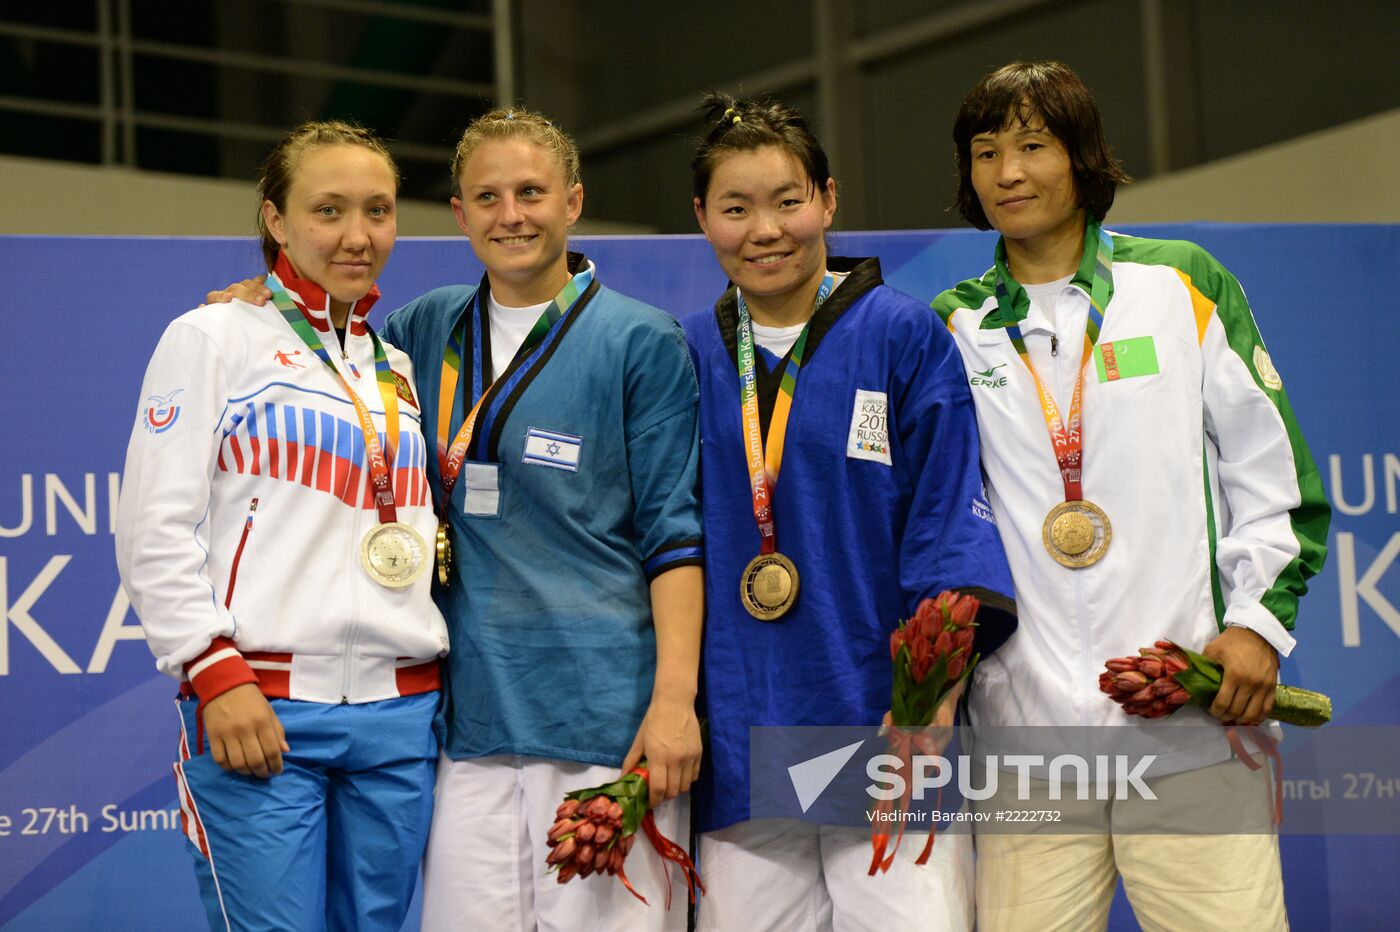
[682,93,1017,932]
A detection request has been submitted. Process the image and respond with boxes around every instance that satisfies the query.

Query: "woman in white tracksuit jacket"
[932,61,1329,932]
[116,121,448,932]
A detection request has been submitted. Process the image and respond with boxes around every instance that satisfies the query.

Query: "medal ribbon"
[435,263,595,509]
[735,274,834,554]
[268,273,401,524]
[995,221,1114,502]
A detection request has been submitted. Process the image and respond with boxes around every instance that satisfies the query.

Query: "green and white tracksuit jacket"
[934,218,1330,774]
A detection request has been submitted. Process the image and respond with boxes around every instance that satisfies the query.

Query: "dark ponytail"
[691,92,833,204]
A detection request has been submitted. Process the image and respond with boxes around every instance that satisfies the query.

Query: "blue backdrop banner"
[0,224,1396,930]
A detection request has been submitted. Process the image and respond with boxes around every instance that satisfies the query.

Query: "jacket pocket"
[223,497,259,608]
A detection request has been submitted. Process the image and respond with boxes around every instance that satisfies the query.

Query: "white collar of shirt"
[1019,273,1075,335]
[486,293,551,379]
[483,260,597,377]
[750,320,806,357]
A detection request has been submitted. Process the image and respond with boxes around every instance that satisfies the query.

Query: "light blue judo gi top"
[384,255,703,766]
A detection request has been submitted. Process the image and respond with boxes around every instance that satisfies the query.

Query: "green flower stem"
[1271,685,1331,727]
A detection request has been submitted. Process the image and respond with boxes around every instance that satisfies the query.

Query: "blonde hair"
[450,107,581,198]
[255,120,400,270]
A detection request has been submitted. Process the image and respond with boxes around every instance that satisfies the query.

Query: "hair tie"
[732,115,742,125]
[722,107,742,126]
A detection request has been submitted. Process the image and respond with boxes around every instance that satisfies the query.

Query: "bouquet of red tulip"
[1099,639,1331,727]
[1100,639,1332,824]
[870,591,981,875]
[546,764,703,908]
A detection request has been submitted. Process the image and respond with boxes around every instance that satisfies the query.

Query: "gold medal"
[741,552,800,621]
[360,521,428,588]
[1042,500,1111,568]
[435,521,452,587]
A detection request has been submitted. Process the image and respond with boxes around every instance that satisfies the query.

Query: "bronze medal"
[741,552,800,621]
[1042,500,1111,568]
[360,521,428,588]
[435,521,453,586]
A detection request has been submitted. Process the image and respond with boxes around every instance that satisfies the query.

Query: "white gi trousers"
[422,754,690,932]
[695,818,974,931]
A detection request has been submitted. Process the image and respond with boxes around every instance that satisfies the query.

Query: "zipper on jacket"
[340,510,361,703]
[338,328,362,380]
[1051,334,1059,356]
[224,498,259,608]
[341,568,360,705]
[1074,570,1096,729]
[341,432,365,704]
[338,336,369,703]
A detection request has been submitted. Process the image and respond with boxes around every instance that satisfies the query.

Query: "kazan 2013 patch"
[143,389,183,434]
[846,389,892,466]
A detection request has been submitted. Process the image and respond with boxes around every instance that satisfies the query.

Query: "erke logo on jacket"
[969,364,1008,389]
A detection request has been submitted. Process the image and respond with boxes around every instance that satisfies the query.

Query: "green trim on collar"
[990,215,1111,327]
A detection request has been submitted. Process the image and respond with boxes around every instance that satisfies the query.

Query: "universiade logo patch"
[142,388,183,434]
[846,389,892,466]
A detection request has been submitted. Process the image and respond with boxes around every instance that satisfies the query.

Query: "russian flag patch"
[522,427,583,472]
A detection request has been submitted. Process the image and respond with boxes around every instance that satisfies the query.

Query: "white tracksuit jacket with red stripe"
[116,265,448,705]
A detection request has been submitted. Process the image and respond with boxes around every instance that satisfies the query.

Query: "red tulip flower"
[1099,639,1327,726]
[1098,638,1333,825]
[873,590,983,875]
[545,764,703,909]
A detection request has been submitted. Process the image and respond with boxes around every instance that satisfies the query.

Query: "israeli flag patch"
[522,427,583,472]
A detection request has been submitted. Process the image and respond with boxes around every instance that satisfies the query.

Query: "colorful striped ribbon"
[735,273,834,554]
[269,274,401,524]
[994,220,1115,503]
[436,263,595,507]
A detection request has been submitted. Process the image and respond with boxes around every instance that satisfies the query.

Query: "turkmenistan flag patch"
[1094,336,1160,382]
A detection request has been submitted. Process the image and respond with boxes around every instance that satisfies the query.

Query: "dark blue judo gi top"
[683,257,1016,832]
